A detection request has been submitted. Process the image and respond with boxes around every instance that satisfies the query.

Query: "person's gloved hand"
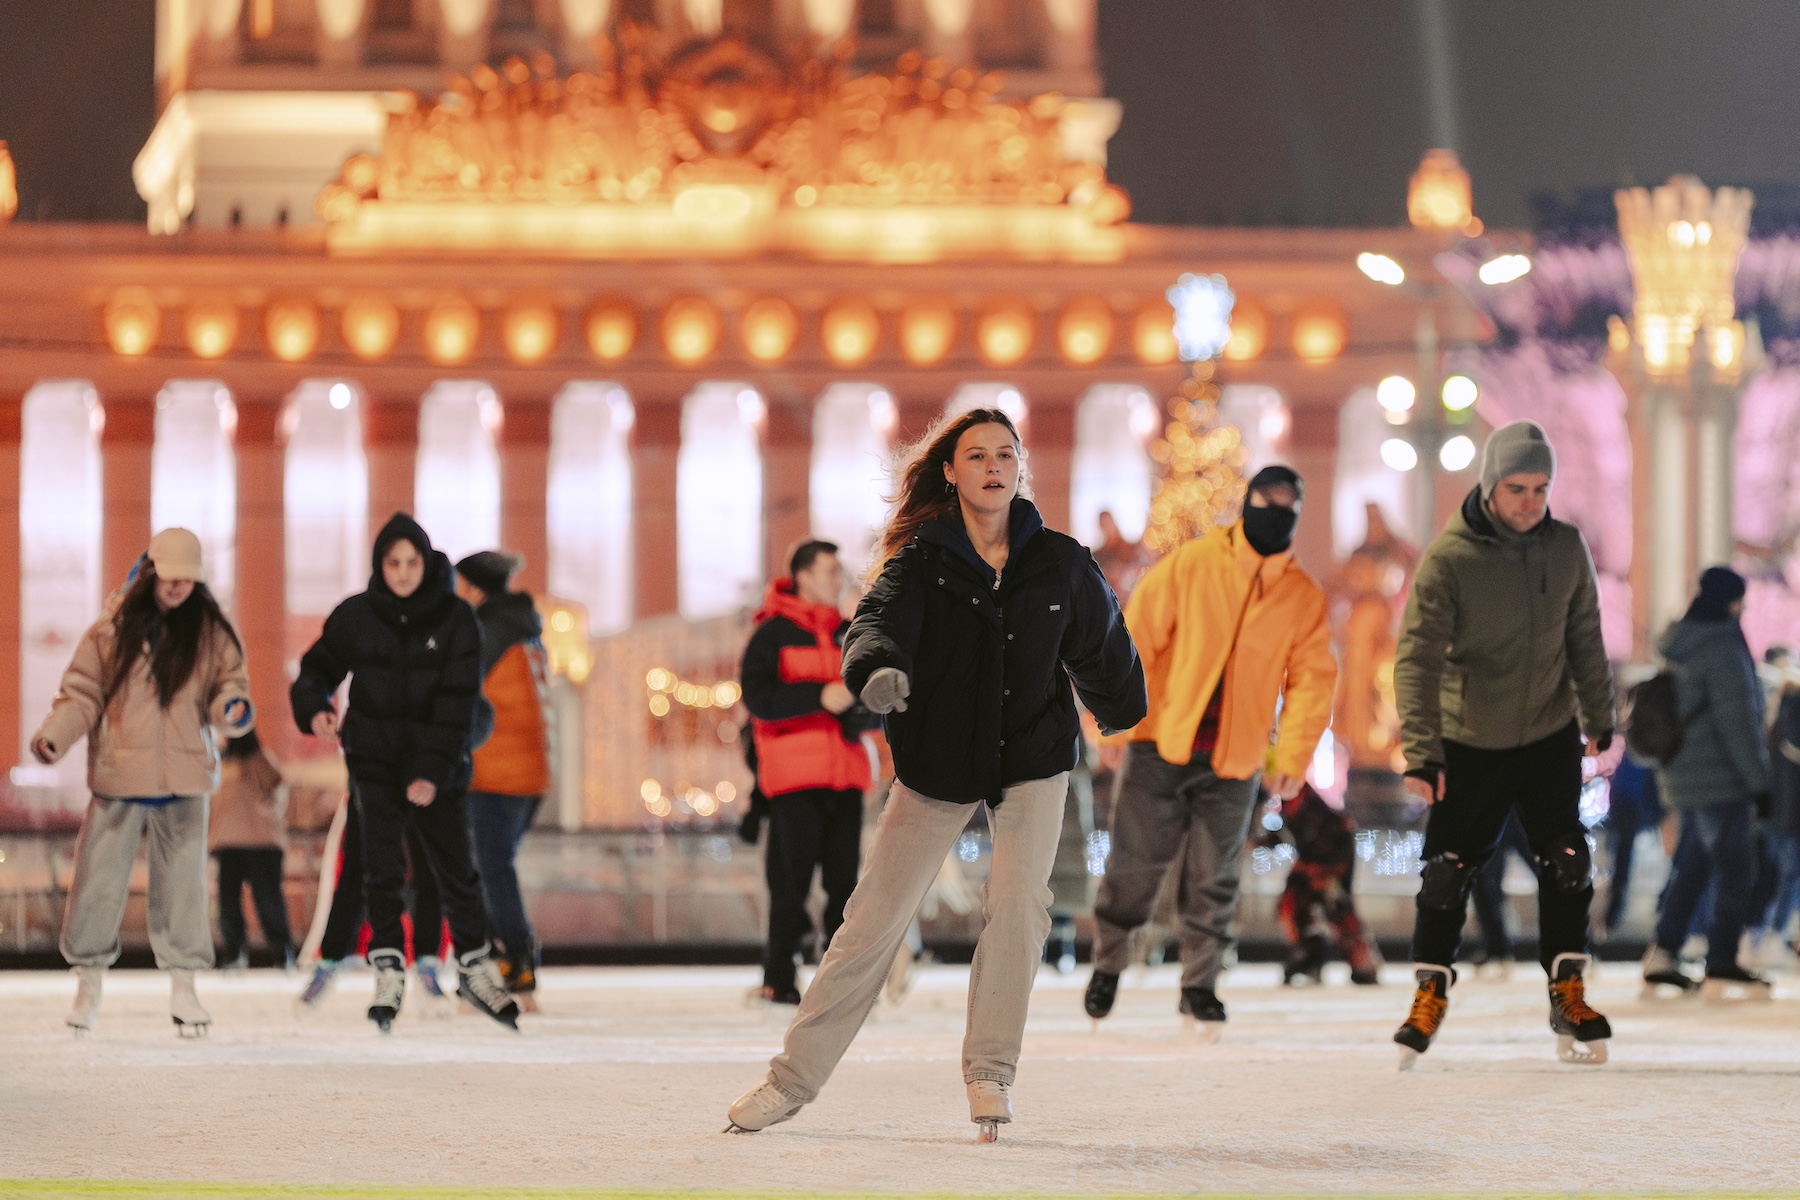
[1754,791,1774,821]
[860,667,911,714]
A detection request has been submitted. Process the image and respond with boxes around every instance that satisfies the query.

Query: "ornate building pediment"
[318,33,1129,262]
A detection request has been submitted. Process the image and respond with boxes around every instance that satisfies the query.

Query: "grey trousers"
[60,795,214,971]
[1093,742,1260,989]
[768,773,1068,1102]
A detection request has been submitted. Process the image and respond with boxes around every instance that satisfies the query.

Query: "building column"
[1694,382,1738,571]
[101,392,156,594]
[632,394,682,619]
[0,396,19,771]
[501,394,552,598]
[234,393,289,754]
[763,392,812,582]
[1647,382,1690,640]
[1284,400,1339,582]
[1027,393,1075,536]
[365,392,419,545]
[439,0,494,68]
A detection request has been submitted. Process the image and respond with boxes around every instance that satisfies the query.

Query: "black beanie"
[1247,464,1304,502]
[456,550,523,596]
[1686,566,1747,622]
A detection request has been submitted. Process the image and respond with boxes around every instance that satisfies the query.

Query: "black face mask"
[1242,503,1299,556]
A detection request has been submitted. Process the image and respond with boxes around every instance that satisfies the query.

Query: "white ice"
[1,961,1797,1194]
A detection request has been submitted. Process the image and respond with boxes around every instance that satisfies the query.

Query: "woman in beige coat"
[33,528,253,1035]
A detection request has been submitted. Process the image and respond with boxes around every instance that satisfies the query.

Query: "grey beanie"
[1480,421,1556,498]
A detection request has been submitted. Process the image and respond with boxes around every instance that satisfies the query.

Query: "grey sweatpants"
[60,795,214,971]
[768,773,1068,1102]
[1092,742,1260,989]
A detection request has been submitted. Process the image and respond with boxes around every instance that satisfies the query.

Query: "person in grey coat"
[1644,567,1773,997]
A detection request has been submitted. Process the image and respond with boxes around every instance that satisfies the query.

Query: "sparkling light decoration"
[822,299,880,367]
[424,296,481,365]
[265,298,320,362]
[502,302,560,365]
[1615,175,1753,378]
[740,297,799,363]
[342,294,400,361]
[662,296,722,365]
[185,298,240,359]
[899,300,957,366]
[1056,298,1115,366]
[585,301,637,361]
[1142,363,1247,556]
[104,287,161,356]
[977,304,1034,367]
[1167,273,1234,362]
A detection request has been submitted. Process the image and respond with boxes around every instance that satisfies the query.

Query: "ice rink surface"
[2,960,1797,1197]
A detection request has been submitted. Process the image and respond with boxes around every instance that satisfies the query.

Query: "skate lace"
[1551,974,1599,1023]
[462,961,511,1008]
[1406,983,1448,1034]
[372,969,405,1009]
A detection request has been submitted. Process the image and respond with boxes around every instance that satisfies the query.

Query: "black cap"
[1247,464,1304,502]
[456,550,523,595]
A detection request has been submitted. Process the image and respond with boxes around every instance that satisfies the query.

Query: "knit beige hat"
[147,528,207,583]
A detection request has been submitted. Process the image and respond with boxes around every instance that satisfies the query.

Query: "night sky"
[4,1,1800,228]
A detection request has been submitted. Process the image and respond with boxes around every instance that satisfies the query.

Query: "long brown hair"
[868,407,1031,579]
[103,567,242,710]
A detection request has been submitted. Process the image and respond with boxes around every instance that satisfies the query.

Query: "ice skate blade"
[1702,979,1774,1004]
[976,1119,1001,1143]
[173,1019,209,1039]
[1181,1017,1223,1044]
[1640,981,1699,1000]
[1557,1034,1607,1065]
[1397,1046,1422,1071]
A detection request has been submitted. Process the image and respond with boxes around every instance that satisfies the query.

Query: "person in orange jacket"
[455,550,555,1007]
[1085,465,1337,1033]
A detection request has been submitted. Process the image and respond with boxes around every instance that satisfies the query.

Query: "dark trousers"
[763,788,863,992]
[318,797,445,962]
[1468,812,1533,960]
[214,847,293,961]
[1411,721,1591,975]
[1654,803,1758,972]
[357,780,490,961]
[467,791,542,957]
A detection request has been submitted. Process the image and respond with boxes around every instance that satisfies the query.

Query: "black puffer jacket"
[843,499,1146,805]
[290,514,485,791]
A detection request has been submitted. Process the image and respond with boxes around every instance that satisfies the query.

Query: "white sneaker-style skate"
[1640,945,1699,999]
[368,950,406,1033]
[1701,966,1775,1003]
[967,1079,1013,1143]
[170,968,211,1037]
[725,1078,806,1133]
[66,965,104,1034]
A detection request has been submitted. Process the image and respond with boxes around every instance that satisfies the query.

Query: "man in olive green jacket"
[1390,421,1617,1068]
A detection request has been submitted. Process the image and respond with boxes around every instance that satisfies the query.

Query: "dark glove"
[1754,791,1774,821]
[1590,730,1613,755]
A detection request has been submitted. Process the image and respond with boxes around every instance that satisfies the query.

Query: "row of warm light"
[1374,373,1478,423]
[1380,434,1477,474]
[644,668,742,719]
[640,778,739,819]
[101,287,1203,371]
[1356,250,1532,289]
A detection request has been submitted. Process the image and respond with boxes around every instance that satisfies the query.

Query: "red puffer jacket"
[740,580,874,797]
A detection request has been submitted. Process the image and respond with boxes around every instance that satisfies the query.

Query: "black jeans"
[356,780,490,961]
[763,788,863,992]
[1468,812,1533,960]
[214,847,293,960]
[1411,721,1592,975]
[318,795,445,962]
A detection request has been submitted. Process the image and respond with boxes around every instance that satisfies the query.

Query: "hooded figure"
[290,513,520,1030]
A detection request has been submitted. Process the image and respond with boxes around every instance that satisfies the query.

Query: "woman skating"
[36,528,254,1035]
[727,408,1146,1141]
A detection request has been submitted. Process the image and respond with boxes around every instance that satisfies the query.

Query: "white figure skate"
[968,1079,1013,1143]
[66,965,104,1035]
[170,968,211,1037]
[725,1079,806,1133]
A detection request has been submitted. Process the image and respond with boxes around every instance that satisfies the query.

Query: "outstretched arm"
[1062,551,1147,736]
[842,549,924,700]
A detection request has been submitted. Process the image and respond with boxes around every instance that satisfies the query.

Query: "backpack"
[1623,669,1707,765]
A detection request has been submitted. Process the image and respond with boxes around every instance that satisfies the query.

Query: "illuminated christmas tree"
[1143,360,1247,555]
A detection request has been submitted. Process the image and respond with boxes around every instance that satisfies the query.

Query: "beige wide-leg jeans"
[768,772,1068,1103]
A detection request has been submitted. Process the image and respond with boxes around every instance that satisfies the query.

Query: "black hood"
[368,512,455,627]
[920,498,1045,587]
[474,589,542,674]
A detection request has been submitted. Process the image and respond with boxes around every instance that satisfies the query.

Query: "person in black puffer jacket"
[727,407,1146,1142]
[290,513,518,1031]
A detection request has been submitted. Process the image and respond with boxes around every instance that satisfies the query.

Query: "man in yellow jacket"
[1085,466,1337,1032]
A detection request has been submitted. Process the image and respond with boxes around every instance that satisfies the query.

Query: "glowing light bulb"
[662,297,721,366]
[104,287,161,357]
[342,295,400,361]
[1439,435,1476,472]
[423,297,480,365]
[1357,252,1406,286]
[1380,438,1419,472]
[899,301,956,366]
[1056,299,1114,366]
[1291,305,1347,363]
[502,303,559,365]
[1131,302,1178,365]
[328,383,353,410]
[822,299,880,367]
[1478,254,1532,285]
[739,297,799,363]
[977,305,1034,367]
[1441,374,1478,412]
[585,302,638,361]
[185,299,240,359]
[1376,376,1416,414]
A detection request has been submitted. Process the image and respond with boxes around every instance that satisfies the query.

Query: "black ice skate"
[1083,970,1119,1023]
[1179,986,1225,1043]
[1640,945,1699,998]
[967,1079,1013,1143]
[1394,964,1452,1070]
[456,947,522,1029]
[367,950,406,1033]
[1283,934,1330,986]
[1701,962,1775,1004]
[1548,953,1610,1064]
